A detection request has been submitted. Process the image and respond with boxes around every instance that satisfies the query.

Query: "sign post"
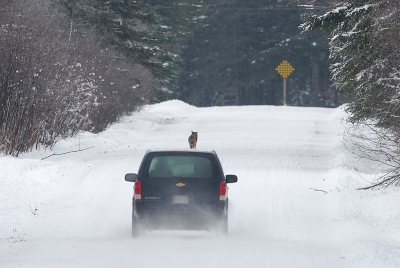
[275,60,295,106]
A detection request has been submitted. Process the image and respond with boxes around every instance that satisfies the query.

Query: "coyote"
[188,131,198,149]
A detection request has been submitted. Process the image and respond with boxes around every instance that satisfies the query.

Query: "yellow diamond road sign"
[276,60,294,79]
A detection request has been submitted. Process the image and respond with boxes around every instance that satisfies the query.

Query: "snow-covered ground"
[1,100,399,267]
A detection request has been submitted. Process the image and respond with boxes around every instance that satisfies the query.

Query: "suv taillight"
[134,180,142,200]
[219,181,227,201]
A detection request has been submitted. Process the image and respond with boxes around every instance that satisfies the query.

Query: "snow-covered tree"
[301,0,400,188]
[0,0,147,155]
[0,0,93,155]
[301,0,400,128]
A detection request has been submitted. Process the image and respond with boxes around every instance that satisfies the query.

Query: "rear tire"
[214,215,228,235]
[219,204,228,235]
[132,214,141,238]
[221,215,228,234]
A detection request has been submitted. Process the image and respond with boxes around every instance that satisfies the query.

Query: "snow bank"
[1,100,399,267]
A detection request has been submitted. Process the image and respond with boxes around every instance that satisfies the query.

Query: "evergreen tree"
[301,0,400,127]
[56,0,181,100]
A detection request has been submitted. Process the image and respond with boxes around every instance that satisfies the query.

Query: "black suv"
[125,150,238,237]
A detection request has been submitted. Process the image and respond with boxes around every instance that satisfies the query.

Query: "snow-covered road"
[1,100,399,267]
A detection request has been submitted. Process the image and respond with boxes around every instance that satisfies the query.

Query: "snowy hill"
[1,100,399,267]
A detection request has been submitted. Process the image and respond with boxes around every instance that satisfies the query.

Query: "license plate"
[172,195,189,204]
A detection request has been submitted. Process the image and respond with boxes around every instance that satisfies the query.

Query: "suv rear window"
[144,155,217,179]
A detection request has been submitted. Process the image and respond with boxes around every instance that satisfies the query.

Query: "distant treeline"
[176,0,347,107]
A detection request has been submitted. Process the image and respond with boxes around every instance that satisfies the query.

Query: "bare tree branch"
[41,146,94,160]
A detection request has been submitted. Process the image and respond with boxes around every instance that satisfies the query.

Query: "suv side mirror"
[125,173,137,182]
[225,175,238,183]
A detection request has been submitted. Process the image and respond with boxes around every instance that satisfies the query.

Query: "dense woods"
[177,0,343,107]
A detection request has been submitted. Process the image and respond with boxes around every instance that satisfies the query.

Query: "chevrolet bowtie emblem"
[176,183,185,187]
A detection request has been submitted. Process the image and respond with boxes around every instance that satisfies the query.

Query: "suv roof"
[145,149,217,155]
